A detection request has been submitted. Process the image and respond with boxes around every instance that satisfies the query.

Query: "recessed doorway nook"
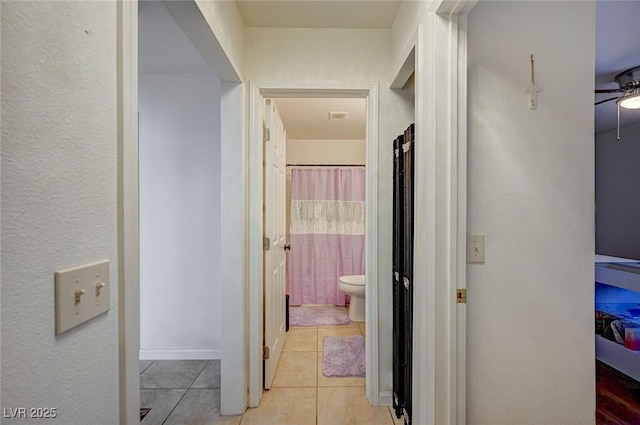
[117,1,244,422]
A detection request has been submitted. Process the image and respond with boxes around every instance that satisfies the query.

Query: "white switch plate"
[467,234,485,263]
[55,260,110,334]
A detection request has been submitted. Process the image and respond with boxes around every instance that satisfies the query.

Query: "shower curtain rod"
[286,163,365,167]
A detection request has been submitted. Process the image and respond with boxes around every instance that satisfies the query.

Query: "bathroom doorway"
[277,97,367,389]
[279,97,367,311]
[247,82,382,408]
[261,97,369,392]
[244,89,389,422]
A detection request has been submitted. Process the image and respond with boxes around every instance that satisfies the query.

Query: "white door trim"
[117,1,140,424]
[219,82,247,416]
[454,8,475,424]
[408,1,476,424]
[247,81,380,407]
[412,18,437,425]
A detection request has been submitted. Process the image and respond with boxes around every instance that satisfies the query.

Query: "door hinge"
[263,125,271,142]
[457,288,467,304]
[263,346,270,360]
[263,236,271,251]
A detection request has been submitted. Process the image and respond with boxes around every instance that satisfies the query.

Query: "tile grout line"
[139,360,155,375]
[189,360,210,390]
[156,360,209,425]
[273,385,322,388]
[160,388,190,425]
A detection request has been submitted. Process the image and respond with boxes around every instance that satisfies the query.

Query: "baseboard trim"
[378,391,393,407]
[139,349,221,360]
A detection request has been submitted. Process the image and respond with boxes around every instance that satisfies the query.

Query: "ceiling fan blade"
[595,89,623,93]
[595,96,620,106]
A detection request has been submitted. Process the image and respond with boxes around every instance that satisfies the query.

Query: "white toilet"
[338,274,365,322]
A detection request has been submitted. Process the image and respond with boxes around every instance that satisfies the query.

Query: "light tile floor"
[241,318,403,425]
[139,315,403,424]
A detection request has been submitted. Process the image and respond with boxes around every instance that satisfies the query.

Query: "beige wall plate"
[467,235,485,264]
[54,260,110,334]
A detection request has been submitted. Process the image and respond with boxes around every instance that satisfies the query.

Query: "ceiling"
[235,0,402,29]
[595,1,640,134]
[141,1,638,135]
[234,0,639,135]
[274,98,366,139]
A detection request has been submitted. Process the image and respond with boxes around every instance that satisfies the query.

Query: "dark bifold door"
[392,134,405,419]
[393,123,415,425]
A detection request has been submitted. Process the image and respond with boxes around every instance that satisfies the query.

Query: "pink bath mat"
[289,306,350,327]
[322,335,365,377]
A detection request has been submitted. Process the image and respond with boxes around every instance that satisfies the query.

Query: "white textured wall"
[596,122,640,260]
[195,0,244,79]
[1,1,119,423]
[244,27,415,400]
[467,2,595,424]
[390,0,427,69]
[139,73,222,359]
[287,139,365,165]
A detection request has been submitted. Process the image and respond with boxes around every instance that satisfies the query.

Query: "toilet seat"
[339,275,365,286]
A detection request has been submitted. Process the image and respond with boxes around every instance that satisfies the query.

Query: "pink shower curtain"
[287,167,366,306]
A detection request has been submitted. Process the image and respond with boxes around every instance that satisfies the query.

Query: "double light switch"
[55,260,110,334]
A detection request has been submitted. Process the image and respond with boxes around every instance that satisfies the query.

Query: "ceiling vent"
[328,111,349,121]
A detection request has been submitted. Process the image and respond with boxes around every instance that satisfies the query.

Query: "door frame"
[388,1,476,424]
[117,1,139,423]
[247,81,380,406]
[118,0,245,422]
[415,3,475,424]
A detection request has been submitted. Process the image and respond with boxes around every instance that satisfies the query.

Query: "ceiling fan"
[595,65,640,108]
[595,65,640,141]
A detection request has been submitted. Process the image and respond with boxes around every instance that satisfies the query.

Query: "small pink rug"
[322,335,365,377]
[289,306,350,327]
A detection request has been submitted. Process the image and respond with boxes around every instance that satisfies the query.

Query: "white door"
[263,99,287,389]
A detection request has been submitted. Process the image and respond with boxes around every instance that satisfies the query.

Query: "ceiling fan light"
[617,90,640,109]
